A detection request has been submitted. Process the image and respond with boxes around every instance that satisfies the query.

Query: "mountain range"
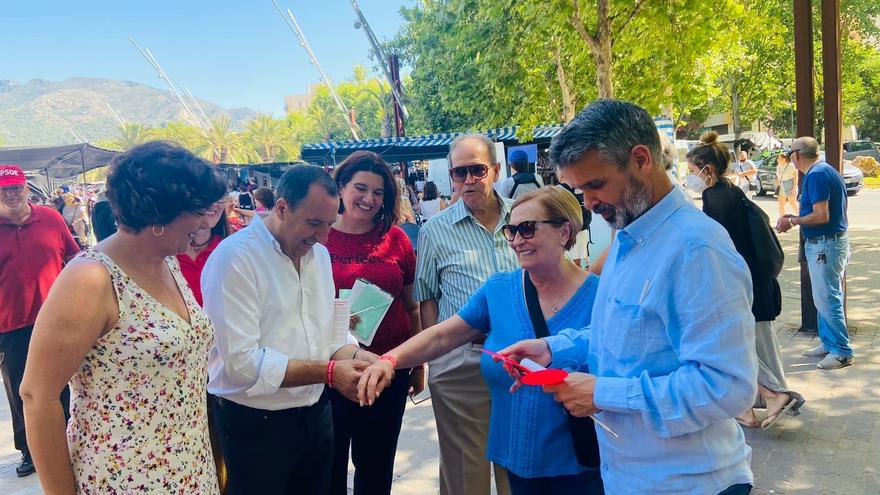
[0,78,257,147]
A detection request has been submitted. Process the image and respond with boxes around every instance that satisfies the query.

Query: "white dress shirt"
[202,215,356,411]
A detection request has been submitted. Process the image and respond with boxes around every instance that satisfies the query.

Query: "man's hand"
[357,359,395,406]
[409,366,426,397]
[543,372,599,417]
[776,214,796,233]
[331,359,370,403]
[498,339,552,393]
[356,349,380,364]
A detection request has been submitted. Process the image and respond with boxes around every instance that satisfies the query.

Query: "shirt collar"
[449,191,511,226]
[250,214,314,265]
[620,186,687,247]
[0,203,39,227]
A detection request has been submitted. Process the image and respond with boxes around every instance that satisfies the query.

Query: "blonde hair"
[512,186,583,250]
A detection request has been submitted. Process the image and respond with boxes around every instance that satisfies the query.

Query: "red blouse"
[176,235,222,307]
[325,225,416,355]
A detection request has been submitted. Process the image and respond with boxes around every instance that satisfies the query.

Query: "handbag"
[522,271,601,468]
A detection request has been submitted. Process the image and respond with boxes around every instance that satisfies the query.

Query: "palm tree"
[202,115,239,164]
[153,121,208,155]
[308,100,347,142]
[355,82,395,138]
[243,114,291,163]
[110,123,154,150]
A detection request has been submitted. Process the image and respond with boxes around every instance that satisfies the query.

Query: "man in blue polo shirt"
[776,136,853,369]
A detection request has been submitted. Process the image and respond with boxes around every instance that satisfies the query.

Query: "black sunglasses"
[501,220,565,242]
[449,164,490,182]
[786,148,800,158]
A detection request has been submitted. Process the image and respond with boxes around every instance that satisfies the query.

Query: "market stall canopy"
[0,143,120,179]
[300,125,566,165]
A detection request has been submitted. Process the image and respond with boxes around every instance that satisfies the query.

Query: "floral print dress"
[66,250,219,494]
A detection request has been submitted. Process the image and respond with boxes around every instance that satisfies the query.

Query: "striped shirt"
[414,193,519,323]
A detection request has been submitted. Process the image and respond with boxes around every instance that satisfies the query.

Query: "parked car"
[755,151,863,196]
[843,140,880,162]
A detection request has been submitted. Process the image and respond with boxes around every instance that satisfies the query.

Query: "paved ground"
[2,190,878,494]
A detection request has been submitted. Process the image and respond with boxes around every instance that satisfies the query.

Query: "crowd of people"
[0,97,854,495]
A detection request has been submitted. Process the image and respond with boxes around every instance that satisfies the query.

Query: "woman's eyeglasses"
[449,164,489,182]
[501,220,564,242]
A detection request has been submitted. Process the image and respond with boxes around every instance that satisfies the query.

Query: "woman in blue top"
[358,187,603,494]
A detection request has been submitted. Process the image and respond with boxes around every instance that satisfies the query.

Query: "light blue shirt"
[546,187,758,494]
[458,270,599,478]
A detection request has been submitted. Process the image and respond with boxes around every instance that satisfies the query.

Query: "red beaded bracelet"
[379,354,398,368]
[326,360,336,388]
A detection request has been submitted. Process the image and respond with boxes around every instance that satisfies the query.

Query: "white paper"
[332,299,351,346]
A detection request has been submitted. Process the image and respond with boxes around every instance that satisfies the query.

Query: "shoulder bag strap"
[522,271,550,339]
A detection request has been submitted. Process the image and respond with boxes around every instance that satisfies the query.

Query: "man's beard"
[593,175,652,230]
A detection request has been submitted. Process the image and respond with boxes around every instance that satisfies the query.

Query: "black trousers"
[718,483,752,495]
[215,392,333,495]
[0,326,70,453]
[328,369,411,495]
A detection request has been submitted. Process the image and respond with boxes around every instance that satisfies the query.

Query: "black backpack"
[509,172,541,199]
[740,194,784,279]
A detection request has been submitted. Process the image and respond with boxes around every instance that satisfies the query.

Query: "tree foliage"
[389,0,880,141]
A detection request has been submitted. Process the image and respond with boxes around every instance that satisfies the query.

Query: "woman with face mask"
[685,131,804,430]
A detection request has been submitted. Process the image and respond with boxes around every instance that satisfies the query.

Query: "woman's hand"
[409,365,426,397]
[357,359,395,406]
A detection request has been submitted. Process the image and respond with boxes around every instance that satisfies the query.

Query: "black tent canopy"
[0,143,120,179]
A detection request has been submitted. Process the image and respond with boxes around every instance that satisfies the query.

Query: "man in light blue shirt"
[503,100,758,495]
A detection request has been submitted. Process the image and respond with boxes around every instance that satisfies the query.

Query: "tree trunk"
[571,0,614,99]
[553,44,577,122]
[594,0,613,99]
[731,75,742,144]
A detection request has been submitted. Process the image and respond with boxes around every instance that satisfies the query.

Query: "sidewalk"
[2,225,877,495]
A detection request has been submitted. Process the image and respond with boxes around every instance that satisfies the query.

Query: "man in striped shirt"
[414,134,518,495]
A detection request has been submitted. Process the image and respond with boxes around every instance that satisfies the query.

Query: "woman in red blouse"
[175,196,229,494]
[326,151,422,495]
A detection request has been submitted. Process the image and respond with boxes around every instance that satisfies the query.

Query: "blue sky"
[3,1,411,114]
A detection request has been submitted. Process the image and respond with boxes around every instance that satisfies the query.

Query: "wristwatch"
[789,217,798,227]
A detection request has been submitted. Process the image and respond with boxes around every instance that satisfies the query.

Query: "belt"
[215,392,328,415]
[806,232,846,243]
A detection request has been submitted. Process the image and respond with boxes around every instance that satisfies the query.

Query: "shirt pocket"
[603,299,668,364]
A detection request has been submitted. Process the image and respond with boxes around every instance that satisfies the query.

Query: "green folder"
[339,278,394,346]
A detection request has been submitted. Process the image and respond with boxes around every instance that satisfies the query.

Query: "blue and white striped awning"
[300,125,556,153]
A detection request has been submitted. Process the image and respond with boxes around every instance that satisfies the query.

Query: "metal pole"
[351,0,409,120]
[272,0,361,141]
[793,0,818,333]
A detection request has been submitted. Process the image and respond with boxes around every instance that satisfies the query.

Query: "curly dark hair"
[105,141,227,233]
[332,151,400,234]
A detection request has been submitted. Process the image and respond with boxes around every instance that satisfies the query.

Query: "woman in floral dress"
[20,141,227,494]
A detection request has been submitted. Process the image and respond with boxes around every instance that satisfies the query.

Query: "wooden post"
[793,0,818,332]
[821,0,843,172]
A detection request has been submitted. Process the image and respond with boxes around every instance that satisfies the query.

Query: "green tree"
[153,121,208,155]
[202,116,239,164]
[242,114,292,163]
[109,122,155,150]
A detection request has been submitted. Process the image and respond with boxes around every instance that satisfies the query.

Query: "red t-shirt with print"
[326,225,416,356]
[1,204,80,332]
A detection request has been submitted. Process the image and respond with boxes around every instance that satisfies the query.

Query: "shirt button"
[620,255,626,261]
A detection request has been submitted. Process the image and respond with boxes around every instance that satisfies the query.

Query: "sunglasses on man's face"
[786,149,800,158]
[501,220,565,242]
[449,164,490,182]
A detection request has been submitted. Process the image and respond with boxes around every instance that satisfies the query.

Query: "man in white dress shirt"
[202,165,373,494]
